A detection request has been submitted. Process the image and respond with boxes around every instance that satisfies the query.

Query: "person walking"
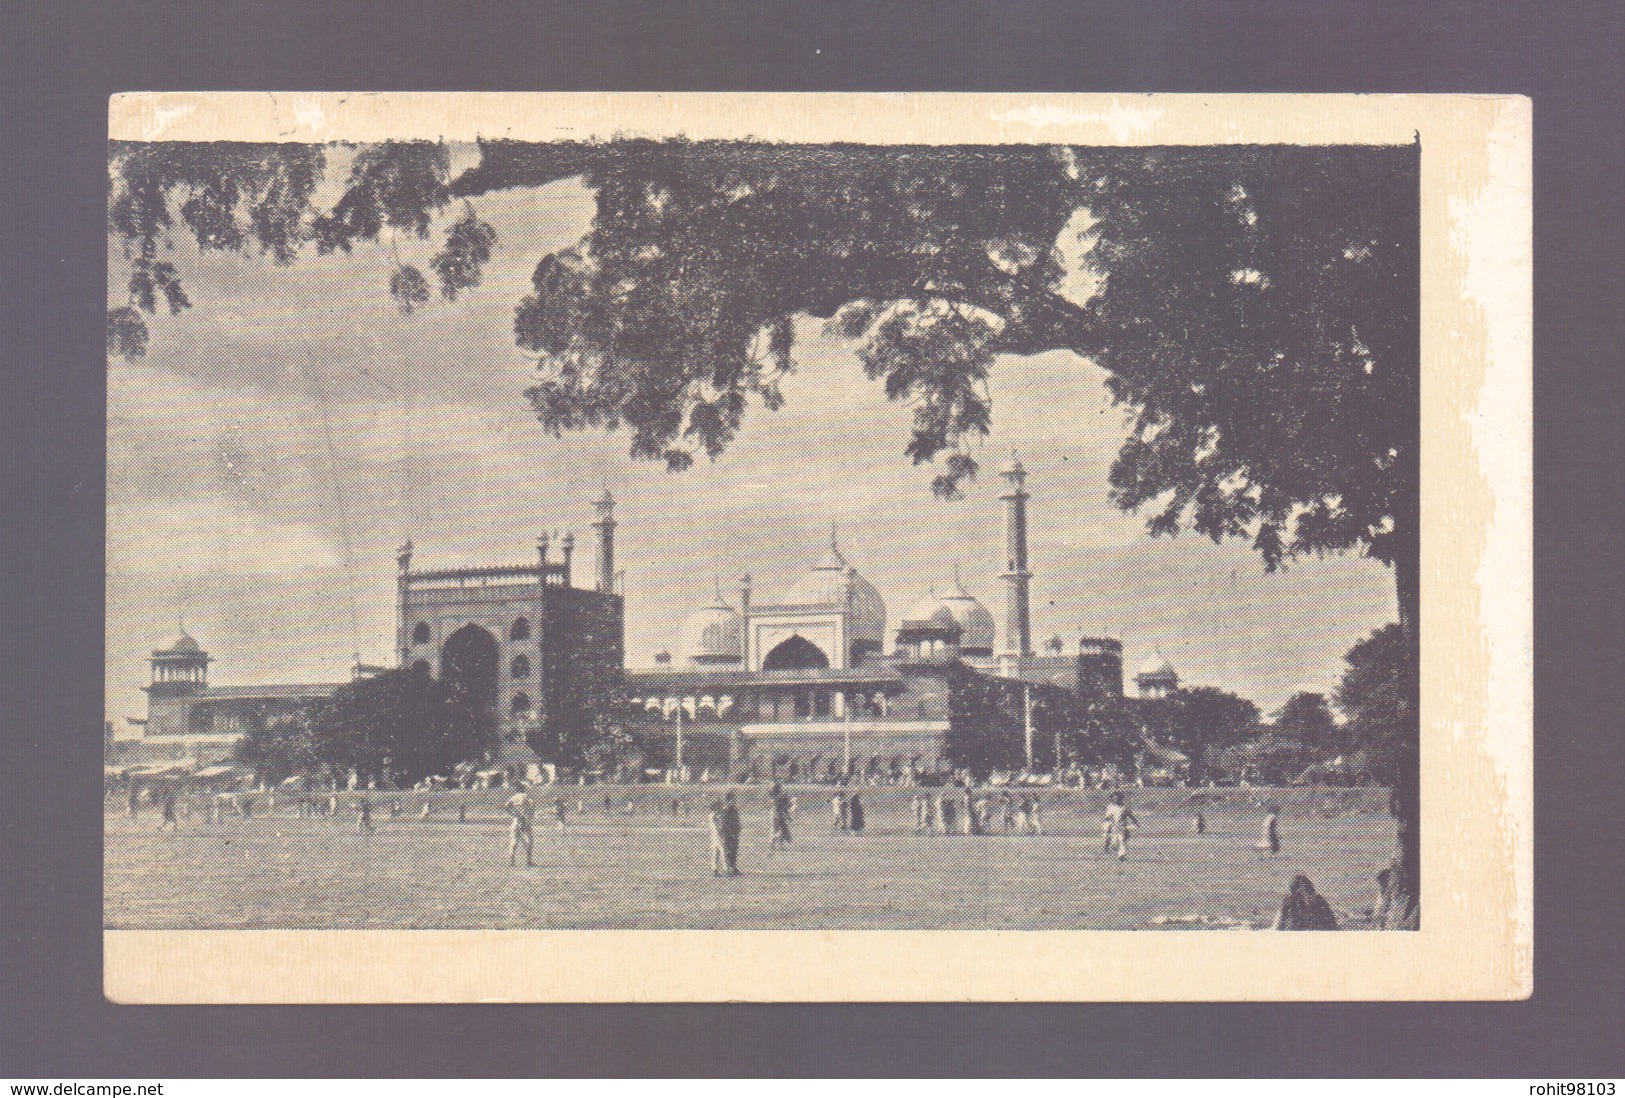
[847,792,866,835]
[505,783,535,867]
[1257,805,1282,857]
[356,798,373,834]
[1103,792,1139,861]
[1014,795,1031,835]
[770,784,793,849]
[714,792,742,875]
[157,789,179,832]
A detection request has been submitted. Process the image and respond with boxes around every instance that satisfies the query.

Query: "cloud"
[108,497,342,578]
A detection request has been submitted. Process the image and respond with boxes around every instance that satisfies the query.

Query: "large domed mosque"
[623,456,1138,783]
[121,462,1179,786]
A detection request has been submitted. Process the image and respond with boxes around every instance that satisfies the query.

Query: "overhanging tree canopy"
[108,138,1418,625]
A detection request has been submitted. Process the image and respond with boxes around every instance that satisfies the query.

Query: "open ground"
[105,785,1396,931]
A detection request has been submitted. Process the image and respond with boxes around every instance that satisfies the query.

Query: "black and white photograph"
[97,93,1529,1002]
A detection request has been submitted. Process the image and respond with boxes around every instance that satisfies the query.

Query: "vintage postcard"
[103,92,1530,1001]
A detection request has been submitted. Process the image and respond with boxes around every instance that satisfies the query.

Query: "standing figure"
[938,793,957,835]
[1272,874,1339,930]
[126,786,140,818]
[457,803,467,823]
[710,791,742,875]
[1257,805,1282,856]
[831,790,848,833]
[847,792,866,835]
[157,789,179,832]
[1193,809,1207,834]
[1014,795,1032,835]
[770,784,793,849]
[356,798,373,834]
[1028,795,1044,836]
[912,793,929,834]
[1103,792,1139,860]
[505,783,535,867]
[553,797,569,831]
[419,801,433,819]
[1000,792,1016,833]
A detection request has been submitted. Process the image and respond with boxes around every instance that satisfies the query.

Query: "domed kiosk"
[1134,650,1180,698]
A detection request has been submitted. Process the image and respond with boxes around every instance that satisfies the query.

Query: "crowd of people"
[114,777,1343,928]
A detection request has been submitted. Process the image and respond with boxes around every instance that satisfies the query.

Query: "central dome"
[782,537,887,647]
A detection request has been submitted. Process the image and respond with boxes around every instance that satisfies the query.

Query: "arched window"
[411,659,431,677]
[511,692,531,715]
[510,617,530,641]
[510,654,531,678]
[411,622,431,646]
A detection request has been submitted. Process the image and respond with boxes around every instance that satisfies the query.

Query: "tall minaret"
[395,540,413,664]
[999,453,1033,659]
[592,490,617,595]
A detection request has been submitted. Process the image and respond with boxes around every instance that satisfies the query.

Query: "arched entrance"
[762,634,830,671]
[441,624,499,712]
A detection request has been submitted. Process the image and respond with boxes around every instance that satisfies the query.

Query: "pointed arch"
[762,634,830,671]
[441,623,499,711]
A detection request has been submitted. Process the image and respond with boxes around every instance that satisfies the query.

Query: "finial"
[830,520,839,551]
[561,531,575,549]
[714,575,724,602]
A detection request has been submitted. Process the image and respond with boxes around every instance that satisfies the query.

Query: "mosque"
[619,456,1165,782]
[123,457,1183,781]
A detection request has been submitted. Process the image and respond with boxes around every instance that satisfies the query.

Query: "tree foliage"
[1137,685,1262,783]
[310,668,496,788]
[1335,623,1415,786]
[1271,691,1341,753]
[107,140,1416,598]
[231,703,327,785]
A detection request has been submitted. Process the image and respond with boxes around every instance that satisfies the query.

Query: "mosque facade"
[622,457,1141,782]
[125,462,1184,782]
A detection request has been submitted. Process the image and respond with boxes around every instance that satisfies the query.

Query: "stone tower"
[998,454,1033,658]
[592,490,617,595]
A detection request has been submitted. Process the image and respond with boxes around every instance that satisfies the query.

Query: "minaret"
[999,453,1033,659]
[592,490,617,595]
[395,540,413,664]
[559,531,575,587]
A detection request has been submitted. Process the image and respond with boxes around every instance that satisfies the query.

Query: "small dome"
[165,630,203,655]
[936,576,997,654]
[782,536,887,647]
[902,592,955,627]
[680,589,742,664]
[1138,651,1177,678]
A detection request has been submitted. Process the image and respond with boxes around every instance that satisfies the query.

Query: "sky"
[106,157,1397,732]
